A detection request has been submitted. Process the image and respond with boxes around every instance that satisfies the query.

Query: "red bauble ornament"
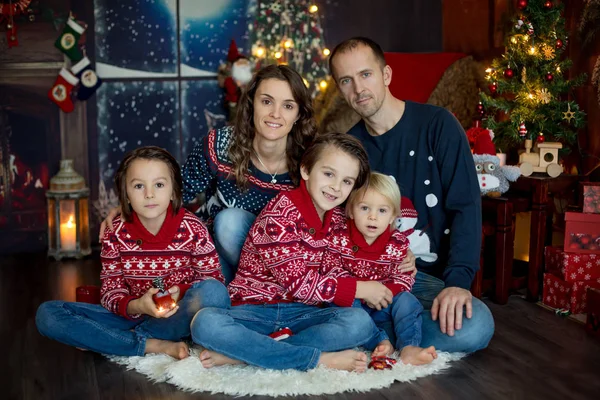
[556,39,563,49]
[504,68,514,78]
[517,0,528,10]
[153,290,175,311]
[544,1,553,9]
[545,73,554,81]
[488,83,498,94]
[537,133,545,143]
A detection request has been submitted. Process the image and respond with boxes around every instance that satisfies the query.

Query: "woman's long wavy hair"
[229,64,317,189]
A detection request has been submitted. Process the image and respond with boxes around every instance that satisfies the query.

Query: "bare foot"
[400,345,437,366]
[145,338,189,360]
[199,349,244,369]
[372,340,395,357]
[319,349,368,373]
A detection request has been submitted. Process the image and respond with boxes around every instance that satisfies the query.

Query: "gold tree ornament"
[562,103,576,123]
[521,66,527,83]
[542,44,555,60]
[538,88,552,104]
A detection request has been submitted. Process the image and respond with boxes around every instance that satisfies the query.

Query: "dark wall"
[319,0,442,53]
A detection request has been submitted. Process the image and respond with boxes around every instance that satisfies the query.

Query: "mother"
[102,65,316,283]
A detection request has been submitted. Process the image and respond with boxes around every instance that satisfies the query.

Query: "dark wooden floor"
[2,252,599,400]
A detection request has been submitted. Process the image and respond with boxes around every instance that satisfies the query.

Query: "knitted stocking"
[48,68,79,113]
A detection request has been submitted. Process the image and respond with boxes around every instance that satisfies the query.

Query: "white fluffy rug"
[109,348,464,397]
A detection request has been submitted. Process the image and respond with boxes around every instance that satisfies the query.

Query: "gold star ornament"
[562,103,576,123]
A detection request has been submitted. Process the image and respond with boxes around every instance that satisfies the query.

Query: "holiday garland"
[480,0,587,154]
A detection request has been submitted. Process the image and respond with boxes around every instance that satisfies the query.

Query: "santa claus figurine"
[219,39,254,123]
[472,130,521,197]
[396,197,438,263]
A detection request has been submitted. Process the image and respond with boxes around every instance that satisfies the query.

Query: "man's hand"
[356,281,393,310]
[99,206,122,240]
[398,249,417,277]
[431,287,473,336]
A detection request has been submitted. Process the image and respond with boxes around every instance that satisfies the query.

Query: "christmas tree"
[480,0,586,154]
[249,0,330,95]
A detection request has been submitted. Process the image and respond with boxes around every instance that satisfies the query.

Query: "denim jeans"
[360,291,423,351]
[35,279,225,356]
[412,271,495,353]
[212,207,257,284]
[190,282,380,371]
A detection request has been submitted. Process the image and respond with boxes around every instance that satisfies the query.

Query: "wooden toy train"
[518,139,563,178]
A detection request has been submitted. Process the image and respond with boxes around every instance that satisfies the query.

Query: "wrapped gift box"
[545,246,600,282]
[564,212,600,254]
[542,273,600,314]
[582,182,600,214]
[586,288,600,338]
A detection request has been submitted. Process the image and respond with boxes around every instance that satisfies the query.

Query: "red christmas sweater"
[340,219,414,296]
[228,181,358,307]
[100,205,224,319]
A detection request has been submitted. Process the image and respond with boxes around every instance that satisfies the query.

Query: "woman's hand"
[356,281,393,311]
[399,249,417,277]
[99,206,122,240]
[127,287,180,318]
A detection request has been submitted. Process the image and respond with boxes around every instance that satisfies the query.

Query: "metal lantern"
[46,159,91,259]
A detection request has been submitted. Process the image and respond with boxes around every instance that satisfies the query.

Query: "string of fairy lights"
[249,1,331,95]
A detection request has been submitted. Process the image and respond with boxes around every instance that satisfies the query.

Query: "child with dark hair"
[191,133,394,373]
[36,146,224,359]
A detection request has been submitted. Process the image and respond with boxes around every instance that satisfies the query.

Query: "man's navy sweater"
[348,101,481,289]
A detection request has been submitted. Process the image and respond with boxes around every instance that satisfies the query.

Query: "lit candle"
[60,215,77,251]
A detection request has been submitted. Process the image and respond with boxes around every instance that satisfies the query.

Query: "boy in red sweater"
[36,146,224,358]
[344,172,437,365]
[191,133,392,372]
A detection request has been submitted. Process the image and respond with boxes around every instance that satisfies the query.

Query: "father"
[329,37,494,353]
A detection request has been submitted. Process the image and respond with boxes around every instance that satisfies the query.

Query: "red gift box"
[542,273,600,314]
[564,212,600,254]
[582,182,600,214]
[586,288,600,338]
[545,246,600,282]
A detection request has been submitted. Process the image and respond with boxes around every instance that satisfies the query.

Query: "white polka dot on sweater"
[424,180,430,185]
[444,229,450,234]
[428,156,433,161]
[409,150,415,156]
[425,194,438,207]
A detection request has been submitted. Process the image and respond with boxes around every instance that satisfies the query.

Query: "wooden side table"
[507,174,581,301]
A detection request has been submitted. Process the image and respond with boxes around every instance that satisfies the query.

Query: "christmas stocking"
[71,56,102,100]
[48,68,79,113]
[54,17,86,62]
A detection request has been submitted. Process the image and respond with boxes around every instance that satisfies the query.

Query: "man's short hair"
[329,37,387,80]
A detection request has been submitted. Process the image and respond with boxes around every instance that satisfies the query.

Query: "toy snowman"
[396,197,438,263]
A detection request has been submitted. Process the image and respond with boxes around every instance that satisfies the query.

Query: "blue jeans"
[412,271,495,353]
[35,279,225,356]
[190,282,380,371]
[212,208,256,284]
[360,291,423,351]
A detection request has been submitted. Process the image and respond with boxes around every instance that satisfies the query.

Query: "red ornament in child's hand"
[151,277,176,311]
[153,290,176,311]
[517,0,528,10]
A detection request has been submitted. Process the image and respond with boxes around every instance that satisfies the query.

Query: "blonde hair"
[346,172,401,217]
